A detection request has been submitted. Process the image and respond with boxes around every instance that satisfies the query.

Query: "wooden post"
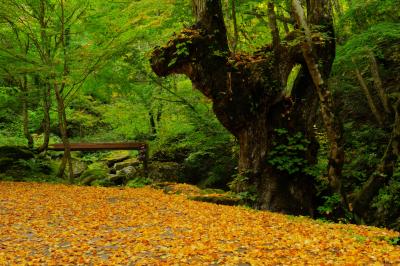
[143,143,149,177]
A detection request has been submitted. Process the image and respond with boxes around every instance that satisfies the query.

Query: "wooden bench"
[48,142,149,173]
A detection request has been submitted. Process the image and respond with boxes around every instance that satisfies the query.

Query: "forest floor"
[1,182,400,265]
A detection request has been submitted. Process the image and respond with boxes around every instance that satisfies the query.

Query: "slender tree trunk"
[230,0,239,53]
[352,98,400,218]
[331,0,342,15]
[278,9,290,34]
[149,111,157,137]
[56,0,74,182]
[20,77,33,149]
[353,63,384,126]
[54,83,73,181]
[368,50,391,114]
[38,83,51,152]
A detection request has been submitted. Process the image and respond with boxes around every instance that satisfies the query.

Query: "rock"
[103,151,131,167]
[122,161,181,182]
[114,158,140,171]
[46,150,64,159]
[90,178,113,187]
[117,166,136,177]
[108,161,181,183]
[0,158,15,172]
[108,174,126,186]
[80,162,109,185]
[72,160,87,178]
[188,195,241,206]
[0,146,34,160]
[0,146,37,174]
[146,161,181,182]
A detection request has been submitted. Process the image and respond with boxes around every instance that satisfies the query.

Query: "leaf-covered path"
[1,182,399,265]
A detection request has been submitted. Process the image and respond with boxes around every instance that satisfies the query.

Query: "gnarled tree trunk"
[150,0,335,215]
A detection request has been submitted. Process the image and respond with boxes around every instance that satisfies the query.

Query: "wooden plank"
[48,142,147,151]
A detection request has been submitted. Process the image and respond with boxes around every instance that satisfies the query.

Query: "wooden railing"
[48,142,149,173]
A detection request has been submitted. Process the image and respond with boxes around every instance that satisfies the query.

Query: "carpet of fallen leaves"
[1,182,400,265]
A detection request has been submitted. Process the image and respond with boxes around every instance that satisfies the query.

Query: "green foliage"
[0,155,58,183]
[126,177,152,188]
[341,124,387,189]
[371,168,400,230]
[387,237,400,246]
[228,171,257,205]
[336,0,400,41]
[235,190,258,205]
[228,171,251,193]
[175,41,191,57]
[80,162,109,186]
[333,22,400,73]
[267,129,310,175]
[317,193,342,216]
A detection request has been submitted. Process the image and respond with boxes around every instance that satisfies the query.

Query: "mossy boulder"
[147,161,181,182]
[188,194,241,206]
[103,151,131,167]
[0,158,15,172]
[107,174,126,186]
[0,146,34,160]
[0,146,36,174]
[114,158,140,171]
[112,161,180,182]
[72,159,88,178]
[80,162,109,185]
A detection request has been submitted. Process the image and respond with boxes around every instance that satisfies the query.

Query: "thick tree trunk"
[150,0,334,216]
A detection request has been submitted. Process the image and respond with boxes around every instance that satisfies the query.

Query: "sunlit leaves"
[0,181,399,265]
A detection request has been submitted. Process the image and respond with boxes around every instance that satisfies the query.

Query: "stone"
[108,174,126,186]
[188,195,241,206]
[114,158,140,171]
[0,158,15,172]
[72,160,88,178]
[0,146,34,160]
[147,161,181,182]
[103,151,131,167]
[80,162,109,185]
[117,166,136,177]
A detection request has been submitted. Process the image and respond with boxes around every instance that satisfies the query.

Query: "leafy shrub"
[267,129,310,175]
[126,177,152,188]
[372,168,400,230]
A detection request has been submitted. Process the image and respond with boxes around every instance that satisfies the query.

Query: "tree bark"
[351,98,400,218]
[54,82,73,181]
[353,63,384,126]
[38,83,51,152]
[150,0,335,215]
[20,76,33,149]
[292,0,346,207]
[230,0,239,53]
[368,50,391,114]
[56,0,73,182]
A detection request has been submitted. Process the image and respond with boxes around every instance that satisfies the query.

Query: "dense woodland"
[0,0,399,231]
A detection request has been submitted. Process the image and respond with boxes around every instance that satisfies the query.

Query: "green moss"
[80,162,109,185]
